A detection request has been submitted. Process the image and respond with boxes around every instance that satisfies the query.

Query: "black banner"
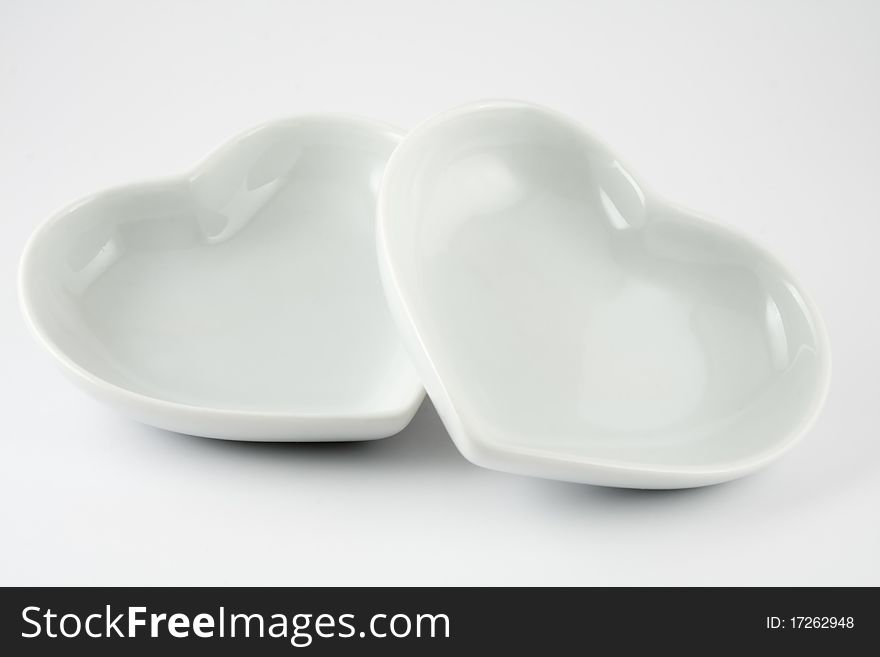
[1,587,875,654]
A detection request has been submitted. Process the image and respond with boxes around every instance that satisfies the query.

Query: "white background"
[2,0,878,585]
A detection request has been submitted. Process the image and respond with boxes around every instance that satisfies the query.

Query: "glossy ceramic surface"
[378,101,831,487]
[20,115,423,440]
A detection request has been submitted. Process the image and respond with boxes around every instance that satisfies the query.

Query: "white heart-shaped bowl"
[20,115,424,440]
[378,101,831,487]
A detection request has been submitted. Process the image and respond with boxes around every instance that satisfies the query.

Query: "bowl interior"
[381,105,828,469]
[24,118,419,415]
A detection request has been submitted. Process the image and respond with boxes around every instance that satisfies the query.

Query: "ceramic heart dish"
[20,116,424,441]
[377,101,831,488]
[20,103,830,488]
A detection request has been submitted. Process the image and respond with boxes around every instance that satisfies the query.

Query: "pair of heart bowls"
[19,101,831,489]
